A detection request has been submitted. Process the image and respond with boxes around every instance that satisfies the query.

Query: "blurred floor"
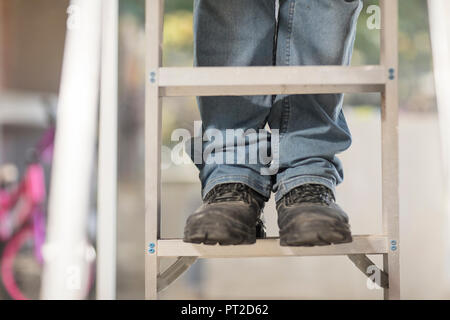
[117,109,450,299]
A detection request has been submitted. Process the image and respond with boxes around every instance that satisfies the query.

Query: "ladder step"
[156,235,388,258]
[157,66,387,97]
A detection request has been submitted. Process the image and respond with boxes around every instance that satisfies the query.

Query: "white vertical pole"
[97,0,118,300]
[428,1,450,170]
[41,0,102,300]
[427,0,450,280]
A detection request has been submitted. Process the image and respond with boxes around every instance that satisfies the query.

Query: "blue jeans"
[192,0,363,201]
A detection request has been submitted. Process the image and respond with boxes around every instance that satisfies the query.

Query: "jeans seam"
[341,0,363,66]
[281,97,290,133]
[285,0,295,66]
[280,0,295,134]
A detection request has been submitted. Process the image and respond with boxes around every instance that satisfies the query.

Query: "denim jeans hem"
[274,175,336,202]
[202,174,272,200]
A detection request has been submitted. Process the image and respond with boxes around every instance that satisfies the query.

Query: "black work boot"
[183,183,267,245]
[277,184,352,246]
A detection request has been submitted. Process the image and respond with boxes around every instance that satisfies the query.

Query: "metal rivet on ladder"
[390,240,398,251]
[150,71,156,83]
[148,242,156,254]
[389,68,395,80]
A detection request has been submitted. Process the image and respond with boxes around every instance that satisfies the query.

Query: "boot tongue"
[287,184,335,206]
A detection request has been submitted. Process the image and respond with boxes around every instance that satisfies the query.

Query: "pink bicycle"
[0,128,53,300]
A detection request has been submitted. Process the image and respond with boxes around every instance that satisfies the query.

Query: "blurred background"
[0,0,448,299]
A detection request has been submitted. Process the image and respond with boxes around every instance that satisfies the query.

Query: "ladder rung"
[157,235,388,258]
[158,66,387,97]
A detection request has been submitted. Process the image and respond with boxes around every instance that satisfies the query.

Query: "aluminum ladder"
[145,0,400,300]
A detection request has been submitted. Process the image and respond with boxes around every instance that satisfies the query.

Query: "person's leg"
[193,0,277,200]
[184,0,277,245]
[269,0,363,201]
[269,0,363,246]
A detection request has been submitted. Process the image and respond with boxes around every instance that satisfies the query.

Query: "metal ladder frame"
[145,0,399,300]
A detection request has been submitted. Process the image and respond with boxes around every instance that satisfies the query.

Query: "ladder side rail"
[145,0,164,300]
[380,0,400,300]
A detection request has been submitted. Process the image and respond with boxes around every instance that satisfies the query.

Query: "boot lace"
[205,183,262,204]
[284,184,335,206]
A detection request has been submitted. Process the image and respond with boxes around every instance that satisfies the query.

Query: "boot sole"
[184,217,256,246]
[279,215,353,247]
